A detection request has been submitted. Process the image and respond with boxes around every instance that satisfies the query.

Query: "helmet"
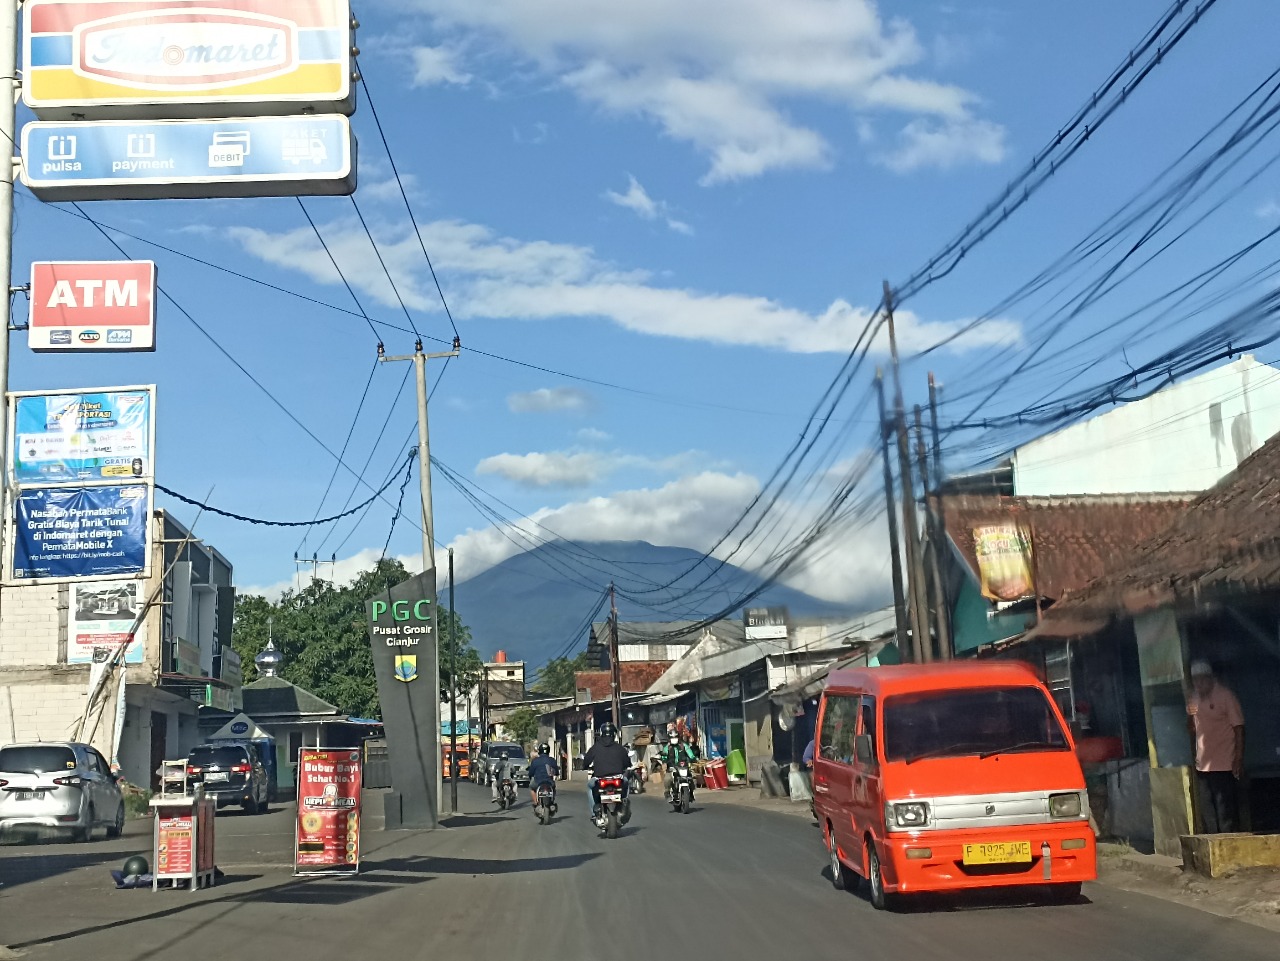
[122,854,150,877]
[538,743,550,756]
[500,750,509,760]
[598,722,618,740]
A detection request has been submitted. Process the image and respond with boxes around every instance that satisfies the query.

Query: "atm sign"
[29,260,156,351]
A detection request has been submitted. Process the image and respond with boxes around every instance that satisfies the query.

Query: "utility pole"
[448,547,458,814]
[379,337,458,819]
[884,281,930,663]
[875,369,910,658]
[608,582,621,728]
[915,405,951,662]
[0,2,17,624]
[927,374,953,660]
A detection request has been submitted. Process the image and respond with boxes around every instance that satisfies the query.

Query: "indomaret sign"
[365,571,439,830]
[29,261,156,351]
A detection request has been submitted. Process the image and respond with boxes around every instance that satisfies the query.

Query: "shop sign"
[23,0,355,119]
[294,748,362,874]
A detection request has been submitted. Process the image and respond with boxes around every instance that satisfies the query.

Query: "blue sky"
[11,0,1280,611]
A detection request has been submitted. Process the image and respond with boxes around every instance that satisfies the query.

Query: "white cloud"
[475,447,704,488]
[577,427,611,442]
[604,174,693,234]
[411,44,473,86]
[240,547,422,602]
[227,215,1021,354]
[513,122,550,145]
[477,451,606,487]
[397,0,1005,180]
[1257,200,1280,220]
[878,117,1007,173]
[507,386,593,413]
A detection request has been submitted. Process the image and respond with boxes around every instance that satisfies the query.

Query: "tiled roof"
[1045,431,1280,618]
[943,493,1194,602]
[575,662,672,701]
[242,676,341,717]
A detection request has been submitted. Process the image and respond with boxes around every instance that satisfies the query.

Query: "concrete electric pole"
[379,337,459,818]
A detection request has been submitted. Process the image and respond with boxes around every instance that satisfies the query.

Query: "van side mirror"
[855,734,874,764]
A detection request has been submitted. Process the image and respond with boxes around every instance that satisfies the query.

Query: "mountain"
[451,540,853,672]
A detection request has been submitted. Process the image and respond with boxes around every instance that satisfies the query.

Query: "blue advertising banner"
[13,388,152,483]
[13,485,149,580]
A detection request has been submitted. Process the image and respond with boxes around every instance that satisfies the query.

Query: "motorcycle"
[669,762,695,814]
[594,775,630,839]
[627,762,647,795]
[497,776,516,810]
[535,782,557,825]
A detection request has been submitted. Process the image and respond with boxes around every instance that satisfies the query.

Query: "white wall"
[1012,356,1280,496]
[0,583,63,667]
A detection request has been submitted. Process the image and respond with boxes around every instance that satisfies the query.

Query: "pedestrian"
[802,737,815,770]
[1186,660,1245,833]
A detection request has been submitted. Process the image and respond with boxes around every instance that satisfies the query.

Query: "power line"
[357,57,461,343]
[296,197,381,342]
[380,455,417,563]
[349,193,422,338]
[154,448,416,527]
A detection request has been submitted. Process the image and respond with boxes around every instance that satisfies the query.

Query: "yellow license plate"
[962,841,1032,865]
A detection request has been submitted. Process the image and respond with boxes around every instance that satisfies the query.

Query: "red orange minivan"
[813,661,1095,909]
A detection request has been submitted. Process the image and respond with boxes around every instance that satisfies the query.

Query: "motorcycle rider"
[527,742,559,810]
[583,722,632,826]
[490,749,513,805]
[659,729,700,801]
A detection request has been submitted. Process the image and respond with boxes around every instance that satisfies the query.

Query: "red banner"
[294,748,362,873]
[156,813,193,875]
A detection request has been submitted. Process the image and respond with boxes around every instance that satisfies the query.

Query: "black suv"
[186,743,270,814]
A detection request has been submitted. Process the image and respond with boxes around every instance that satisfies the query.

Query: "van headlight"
[889,801,931,829]
[1049,792,1083,819]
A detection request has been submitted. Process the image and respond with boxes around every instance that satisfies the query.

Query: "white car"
[0,742,125,841]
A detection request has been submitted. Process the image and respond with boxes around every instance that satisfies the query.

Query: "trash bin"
[725,750,747,782]
[707,759,729,790]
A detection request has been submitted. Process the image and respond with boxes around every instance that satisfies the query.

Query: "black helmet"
[599,722,618,740]
[538,743,550,756]
[122,854,150,877]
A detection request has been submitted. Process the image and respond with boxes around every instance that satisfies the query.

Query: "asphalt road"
[1,781,1276,961]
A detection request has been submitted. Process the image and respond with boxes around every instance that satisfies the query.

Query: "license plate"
[601,792,622,803]
[204,771,228,782]
[962,841,1032,865]
[15,790,41,801]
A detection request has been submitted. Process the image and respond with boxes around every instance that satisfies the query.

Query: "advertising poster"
[12,484,149,580]
[12,388,152,482]
[69,580,146,664]
[972,523,1036,602]
[294,748,361,874]
[156,813,193,875]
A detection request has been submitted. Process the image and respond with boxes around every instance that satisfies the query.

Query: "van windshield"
[883,686,1069,764]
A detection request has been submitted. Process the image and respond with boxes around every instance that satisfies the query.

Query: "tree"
[531,651,592,697]
[505,706,540,748]
[438,608,483,702]
[231,559,478,719]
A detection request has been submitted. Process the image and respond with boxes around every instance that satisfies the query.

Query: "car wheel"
[76,805,95,843]
[107,801,125,839]
[242,796,259,815]
[826,826,847,890]
[867,840,893,911]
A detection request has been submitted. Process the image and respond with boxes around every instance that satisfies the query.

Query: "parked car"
[813,661,1096,910]
[185,742,270,814]
[473,742,529,786]
[0,741,125,841]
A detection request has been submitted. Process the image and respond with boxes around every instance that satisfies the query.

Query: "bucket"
[707,759,729,790]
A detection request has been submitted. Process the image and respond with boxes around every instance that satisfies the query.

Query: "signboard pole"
[449,547,457,815]
[0,0,19,629]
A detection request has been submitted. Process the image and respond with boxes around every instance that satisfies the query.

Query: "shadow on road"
[819,866,1094,914]
[441,814,517,827]
[0,849,124,888]
[370,853,601,875]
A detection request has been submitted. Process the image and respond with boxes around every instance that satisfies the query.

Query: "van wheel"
[867,841,892,911]
[826,826,846,891]
[76,805,95,843]
[1045,881,1082,903]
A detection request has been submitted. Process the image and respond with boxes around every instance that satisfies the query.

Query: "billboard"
[972,523,1036,603]
[12,387,153,483]
[744,606,789,640]
[22,115,357,201]
[69,580,147,664]
[29,261,156,351]
[294,748,362,875]
[11,484,150,581]
[22,0,356,120]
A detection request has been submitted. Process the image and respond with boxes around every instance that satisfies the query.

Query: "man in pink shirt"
[1187,660,1245,833]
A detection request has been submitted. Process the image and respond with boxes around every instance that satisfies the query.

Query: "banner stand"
[293,747,362,877]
